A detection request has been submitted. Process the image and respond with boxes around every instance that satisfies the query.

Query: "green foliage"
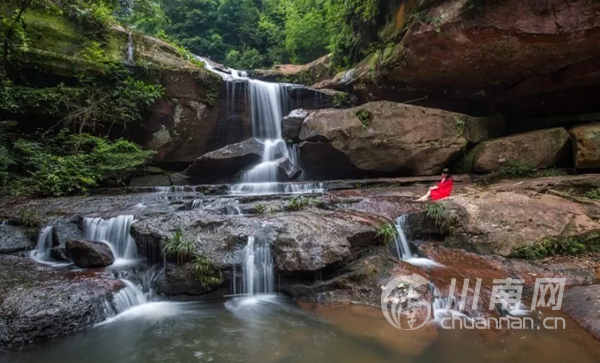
[375,223,398,246]
[162,228,195,264]
[454,117,465,138]
[1,132,152,197]
[285,196,311,211]
[426,203,459,235]
[191,255,222,287]
[253,204,266,214]
[586,188,600,200]
[496,160,538,178]
[1,74,163,131]
[16,209,40,228]
[77,41,110,62]
[356,109,372,129]
[510,233,600,260]
[332,92,356,108]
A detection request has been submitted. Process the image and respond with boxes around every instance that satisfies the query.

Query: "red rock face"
[331,0,600,117]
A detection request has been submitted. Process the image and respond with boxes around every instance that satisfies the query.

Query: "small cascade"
[226,203,242,215]
[393,215,413,259]
[29,226,54,263]
[127,32,134,63]
[83,215,137,261]
[432,287,466,321]
[393,215,444,268]
[241,235,274,296]
[1,219,7,226]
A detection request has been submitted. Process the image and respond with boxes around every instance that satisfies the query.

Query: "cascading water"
[30,226,57,264]
[127,32,134,63]
[83,215,137,261]
[198,56,324,195]
[393,215,413,259]
[393,214,443,268]
[241,235,274,296]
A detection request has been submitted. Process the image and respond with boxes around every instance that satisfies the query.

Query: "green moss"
[356,109,372,129]
[510,233,600,260]
[332,92,357,108]
[586,188,600,200]
[285,196,311,211]
[22,10,85,57]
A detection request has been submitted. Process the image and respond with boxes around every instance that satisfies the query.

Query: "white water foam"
[393,215,444,268]
[83,215,138,265]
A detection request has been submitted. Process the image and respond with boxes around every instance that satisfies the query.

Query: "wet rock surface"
[563,285,600,340]
[65,240,115,268]
[0,225,33,254]
[131,208,384,273]
[0,255,123,351]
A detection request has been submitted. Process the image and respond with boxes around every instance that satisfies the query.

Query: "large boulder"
[298,101,502,178]
[0,255,123,351]
[437,190,600,256]
[0,225,33,254]
[464,128,571,173]
[570,123,600,169]
[65,240,115,268]
[185,138,263,183]
[130,209,383,274]
[281,109,309,142]
[276,157,302,181]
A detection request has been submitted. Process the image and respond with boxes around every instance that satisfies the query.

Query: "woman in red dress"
[417,168,454,201]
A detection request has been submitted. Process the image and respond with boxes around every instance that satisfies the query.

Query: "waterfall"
[197,56,325,195]
[393,215,443,268]
[83,215,137,261]
[241,236,274,296]
[30,226,54,263]
[127,32,134,63]
[393,215,413,259]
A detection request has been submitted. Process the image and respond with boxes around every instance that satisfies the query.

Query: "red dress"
[431,177,453,200]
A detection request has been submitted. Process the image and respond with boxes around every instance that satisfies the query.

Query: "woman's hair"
[442,168,452,178]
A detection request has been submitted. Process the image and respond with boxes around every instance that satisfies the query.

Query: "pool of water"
[3,294,600,363]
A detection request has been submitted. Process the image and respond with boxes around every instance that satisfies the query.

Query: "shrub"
[285,196,311,211]
[162,228,195,264]
[510,234,600,260]
[375,223,398,246]
[496,160,538,178]
[356,109,372,129]
[3,134,152,197]
[191,255,222,287]
[586,188,600,200]
[425,203,459,235]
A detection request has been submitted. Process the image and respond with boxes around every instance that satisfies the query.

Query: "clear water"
[3,296,600,363]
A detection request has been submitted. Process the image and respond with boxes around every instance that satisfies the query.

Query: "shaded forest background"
[121,0,385,69]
